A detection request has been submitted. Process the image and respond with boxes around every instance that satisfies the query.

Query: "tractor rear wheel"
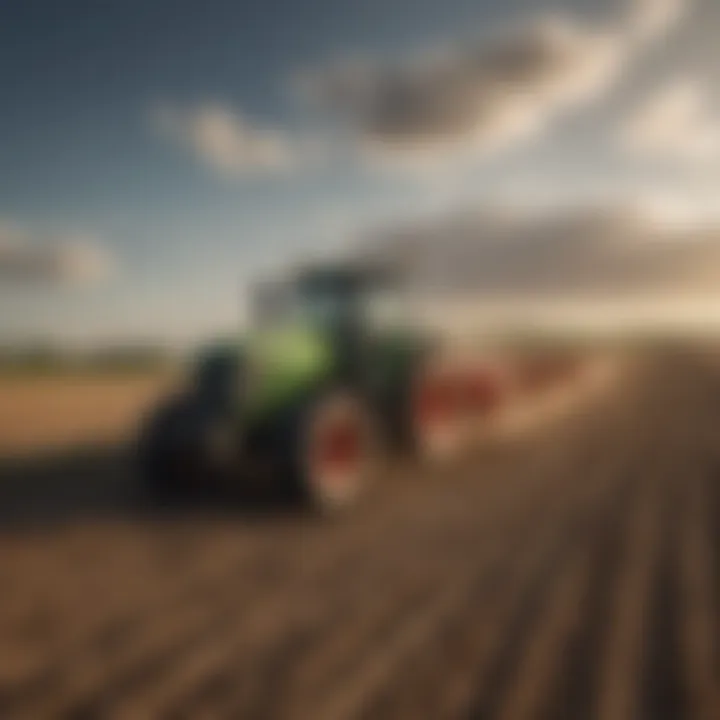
[290,391,378,513]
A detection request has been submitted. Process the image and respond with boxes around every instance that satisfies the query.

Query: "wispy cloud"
[299,20,622,166]
[626,0,686,44]
[0,223,114,287]
[153,1,690,176]
[360,202,720,299]
[154,104,295,175]
[297,0,689,167]
[620,78,720,163]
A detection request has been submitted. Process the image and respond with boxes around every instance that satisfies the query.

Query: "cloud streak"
[359,203,720,299]
[620,78,720,163]
[297,0,689,165]
[626,0,685,44]
[153,1,690,175]
[155,104,295,175]
[0,224,113,287]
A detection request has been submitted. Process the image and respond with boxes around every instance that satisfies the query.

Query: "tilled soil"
[0,353,719,719]
[0,374,171,459]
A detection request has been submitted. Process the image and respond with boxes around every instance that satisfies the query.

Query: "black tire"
[136,395,205,504]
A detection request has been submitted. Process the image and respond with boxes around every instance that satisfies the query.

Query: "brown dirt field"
[0,352,719,719]
[0,374,175,459]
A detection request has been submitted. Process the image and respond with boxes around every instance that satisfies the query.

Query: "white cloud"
[620,78,720,163]
[300,19,621,164]
[298,0,690,166]
[0,224,113,287]
[155,104,294,175]
[358,202,720,299]
[626,0,685,44]
[153,1,691,175]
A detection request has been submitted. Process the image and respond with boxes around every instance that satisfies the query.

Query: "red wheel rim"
[311,414,363,487]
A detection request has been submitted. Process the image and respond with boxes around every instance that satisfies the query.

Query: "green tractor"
[137,261,471,512]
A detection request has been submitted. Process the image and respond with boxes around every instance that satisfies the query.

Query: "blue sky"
[0,0,717,346]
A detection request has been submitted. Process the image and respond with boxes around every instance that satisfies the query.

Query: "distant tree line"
[0,343,180,375]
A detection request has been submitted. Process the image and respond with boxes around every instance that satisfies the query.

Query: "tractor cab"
[189,261,424,414]
[252,261,403,335]
[250,262,412,382]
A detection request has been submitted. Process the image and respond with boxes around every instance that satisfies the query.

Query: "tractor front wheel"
[136,395,203,504]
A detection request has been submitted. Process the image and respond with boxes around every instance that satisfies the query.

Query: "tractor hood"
[245,323,335,417]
